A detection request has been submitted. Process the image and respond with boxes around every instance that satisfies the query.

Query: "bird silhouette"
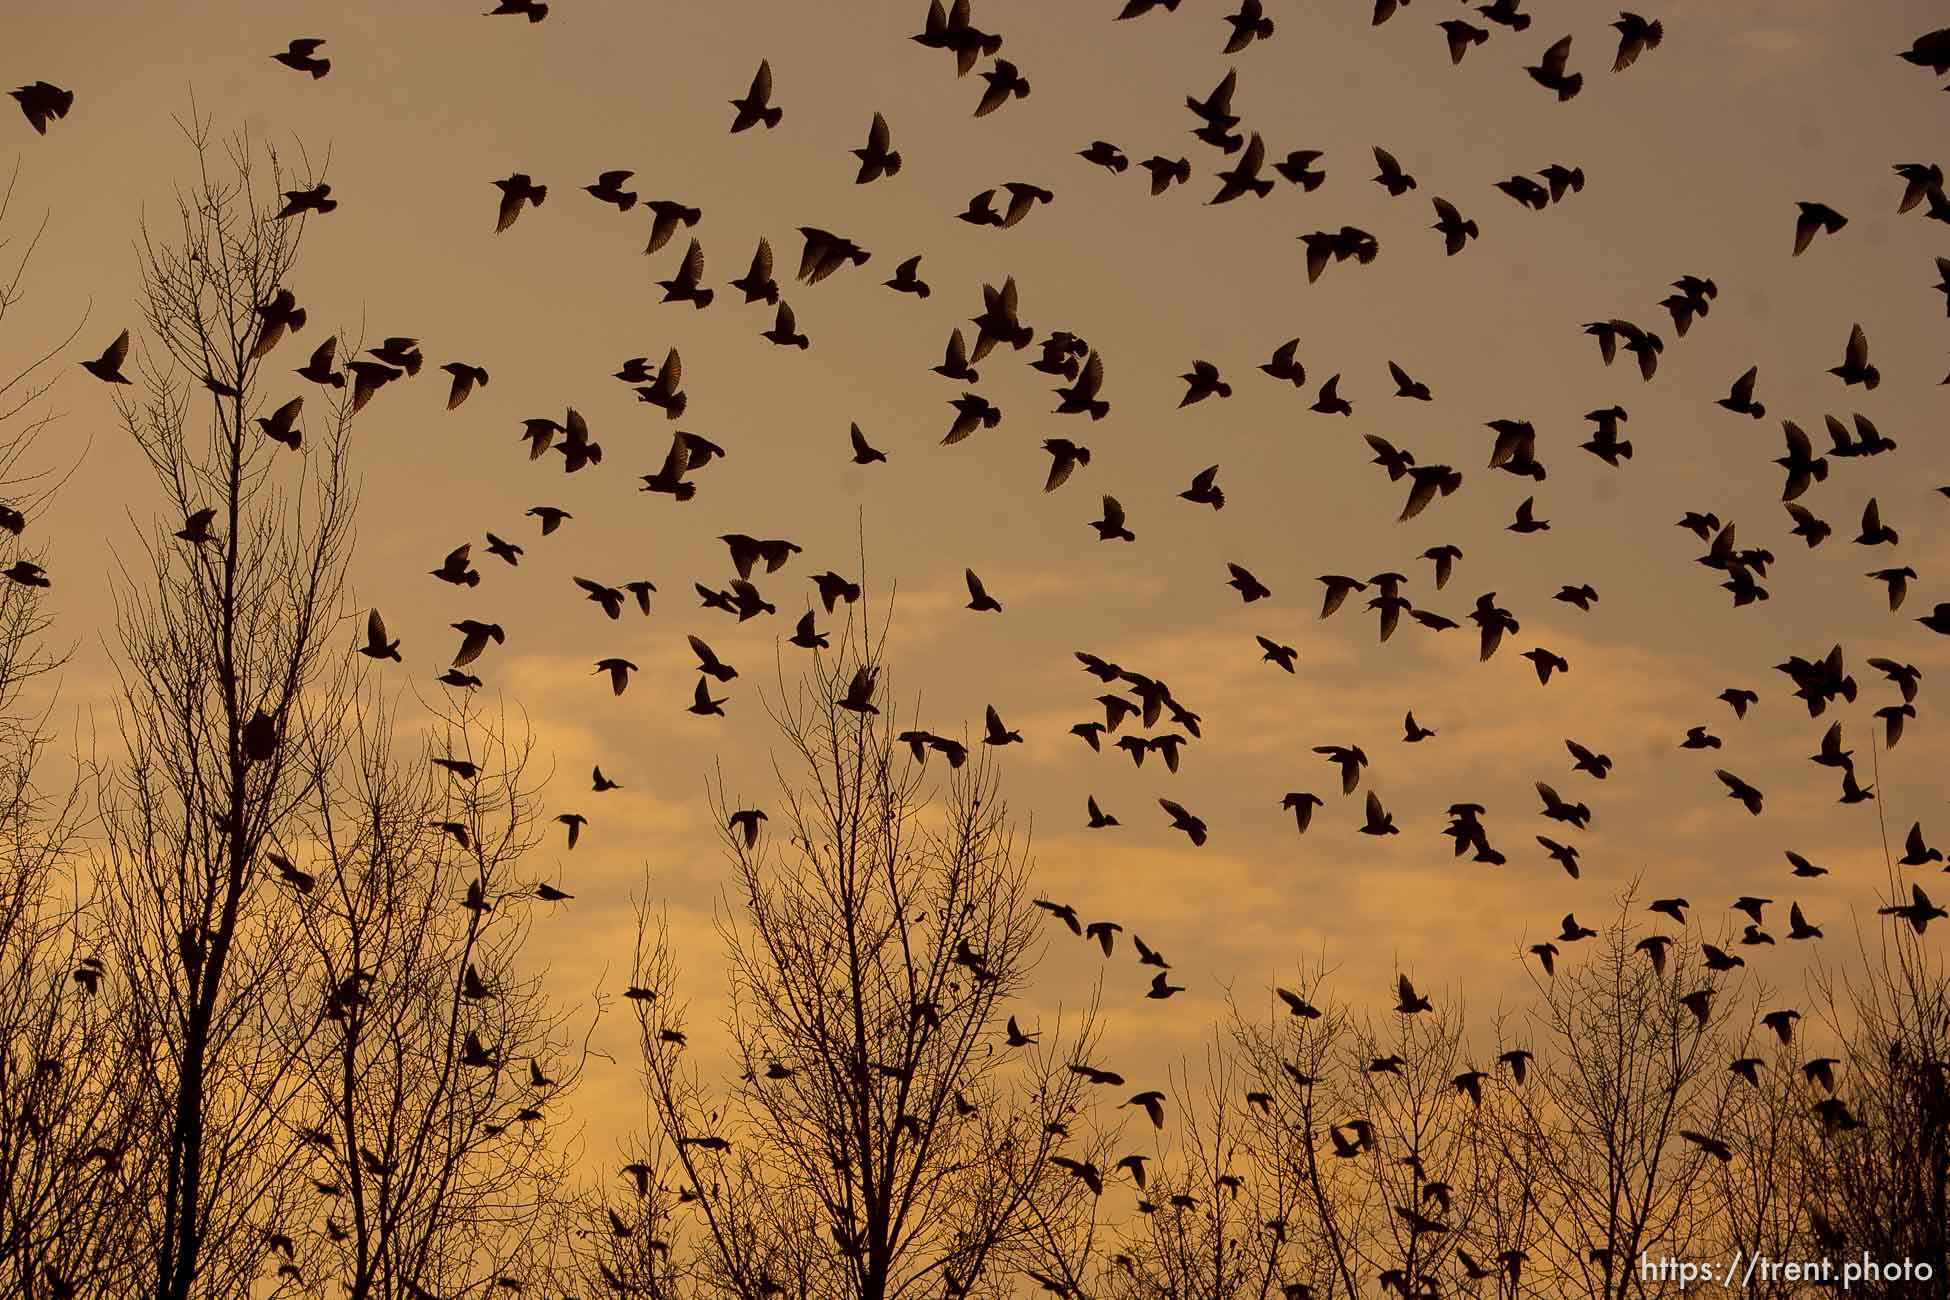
[11,81,74,134]
[492,173,546,232]
[729,60,782,132]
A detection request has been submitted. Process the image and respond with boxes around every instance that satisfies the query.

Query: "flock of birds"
[11,3,1950,1295]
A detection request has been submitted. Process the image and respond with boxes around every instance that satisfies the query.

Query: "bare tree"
[0,159,154,1300]
[626,610,1101,1300]
[276,691,592,1299]
[94,114,362,1300]
[1091,1035,1298,1300]
[1797,762,1950,1300]
[1492,888,1754,1299]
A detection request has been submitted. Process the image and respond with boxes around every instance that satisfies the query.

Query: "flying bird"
[1794,201,1849,256]
[492,173,546,232]
[11,81,74,134]
[729,60,782,132]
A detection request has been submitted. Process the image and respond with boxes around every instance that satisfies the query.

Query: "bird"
[492,173,546,232]
[1086,796,1119,829]
[999,182,1054,228]
[1159,798,1207,846]
[1523,648,1570,684]
[1091,495,1135,542]
[1222,0,1275,51]
[1078,140,1128,174]
[797,227,872,284]
[1526,35,1583,100]
[964,569,1002,612]
[1508,497,1549,534]
[81,330,133,384]
[1281,791,1322,835]
[1395,975,1432,1015]
[1179,360,1232,406]
[1679,1131,1732,1163]
[1855,498,1898,546]
[982,704,1022,746]
[441,362,489,409]
[584,170,637,211]
[958,189,1003,227]
[555,813,586,851]
[1565,740,1611,779]
[576,578,627,620]
[1257,636,1298,673]
[1053,352,1109,419]
[1430,198,1478,255]
[175,507,219,546]
[1041,439,1091,492]
[1371,147,1417,197]
[688,678,728,717]
[1403,712,1435,743]
[1611,12,1663,71]
[658,239,714,309]
[430,544,479,588]
[1388,361,1433,402]
[1900,822,1943,866]
[1539,838,1580,879]
[729,60,782,132]
[1140,154,1193,194]
[1210,134,1273,203]
[1793,201,1848,255]
[295,338,343,387]
[1497,174,1550,209]
[688,636,738,684]
[644,201,703,257]
[1179,464,1224,509]
[836,666,879,714]
[728,808,767,850]
[1441,19,1491,63]
[451,620,504,668]
[974,59,1030,116]
[1535,782,1591,829]
[593,658,637,696]
[485,0,548,19]
[1541,163,1586,201]
[884,254,930,298]
[358,610,401,662]
[789,611,828,650]
[11,81,74,134]
[1714,770,1764,816]
[943,394,1001,444]
[811,571,863,614]
[760,301,809,349]
[853,113,902,182]
[847,423,888,466]
[1829,323,1879,389]
[1881,884,1948,934]
[1717,366,1765,419]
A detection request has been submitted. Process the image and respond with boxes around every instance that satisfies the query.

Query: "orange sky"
[7,0,1950,1169]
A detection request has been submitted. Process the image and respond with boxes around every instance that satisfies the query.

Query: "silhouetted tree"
[94,115,361,1300]
[1091,1036,1299,1300]
[1798,787,1950,1300]
[0,160,152,1300]
[1492,888,1754,1300]
[626,611,1102,1300]
[279,692,591,1299]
